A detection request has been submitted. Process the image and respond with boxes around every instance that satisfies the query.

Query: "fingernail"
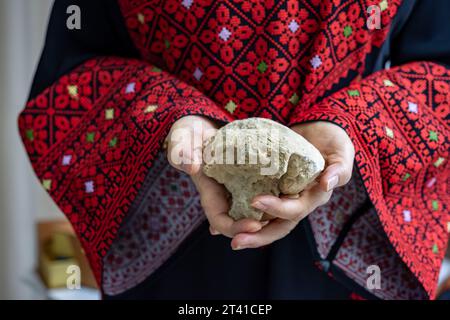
[210,227,220,236]
[252,200,267,211]
[326,175,339,192]
[232,245,243,251]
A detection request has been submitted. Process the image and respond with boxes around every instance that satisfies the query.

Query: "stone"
[202,118,325,220]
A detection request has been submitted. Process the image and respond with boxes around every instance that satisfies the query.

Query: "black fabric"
[391,0,450,68]
[366,0,417,73]
[29,0,138,99]
[103,220,357,300]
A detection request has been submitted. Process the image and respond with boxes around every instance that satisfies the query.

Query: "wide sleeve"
[18,0,233,285]
[288,0,449,299]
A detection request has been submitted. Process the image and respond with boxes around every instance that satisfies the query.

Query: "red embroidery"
[19,57,232,283]
[289,62,450,299]
[18,0,450,299]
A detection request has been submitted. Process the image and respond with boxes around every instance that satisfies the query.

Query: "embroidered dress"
[19,0,449,299]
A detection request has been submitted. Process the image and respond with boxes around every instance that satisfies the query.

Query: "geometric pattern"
[118,0,401,120]
[309,168,427,299]
[102,156,427,299]
[19,57,232,285]
[18,0,449,299]
[289,62,450,299]
[102,151,205,295]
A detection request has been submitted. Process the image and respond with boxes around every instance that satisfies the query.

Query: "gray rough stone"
[202,118,325,221]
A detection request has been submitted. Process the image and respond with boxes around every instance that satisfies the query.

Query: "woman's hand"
[231,121,355,250]
[166,116,264,238]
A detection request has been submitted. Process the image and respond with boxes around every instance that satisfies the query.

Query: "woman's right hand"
[166,115,263,239]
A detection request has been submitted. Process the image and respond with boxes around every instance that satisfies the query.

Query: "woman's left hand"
[231,121,355,250]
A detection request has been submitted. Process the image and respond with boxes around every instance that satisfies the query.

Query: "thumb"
[167,124,203,175]
[318,160,353,192]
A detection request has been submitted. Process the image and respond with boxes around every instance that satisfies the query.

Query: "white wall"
[0,0,61,299]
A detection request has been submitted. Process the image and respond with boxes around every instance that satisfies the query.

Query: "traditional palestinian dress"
[19,0,449,299]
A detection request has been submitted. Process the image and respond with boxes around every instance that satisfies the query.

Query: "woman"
[19,0,449,299]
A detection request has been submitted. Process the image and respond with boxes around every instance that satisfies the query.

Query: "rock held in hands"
[202,118,325,221]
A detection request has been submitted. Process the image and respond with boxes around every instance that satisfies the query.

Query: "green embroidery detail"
[42,179,52,191]
[379,0,388,12]
[289,93,300,105]
[432,243,439,254]
[402,173,411,181]
[225,100,237,113]
[26,129,34,141]
[145,105,158,113]
[257,61,268,74]
[432,200,439,211]
[170,183,178,192]
[434,157,445,167]
[347,89,360,97]
[151,66,162,73]
[105,108,114,120]
[164,39,170,49]
[383,79,394,87]
[343,26,352,38]
[67,85,78,98]
[109,137,117,147]
[429,130,438,142]
[86,132,96,143]
[137,13,145,24]
[385,127,394,139]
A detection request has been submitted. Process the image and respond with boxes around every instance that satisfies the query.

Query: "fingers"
[290,121,355,192]
[209,226,220,236]
[251,196,306,221]
[251,184,332,221]
[193,170,263,238]
[209,215,263,238]
[232,184,332,249]
[232,185,332,249]
[317,131,355,192]
[167,126,203,175]
[169,143,202,175]
[318,159,353,192]
[166,116,217,176]
[166,116,265,238]
[203,194,263,238]
[231,218,296,250]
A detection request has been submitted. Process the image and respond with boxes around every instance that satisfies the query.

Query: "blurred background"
[0,0,449,300]
[0,0,98,299]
